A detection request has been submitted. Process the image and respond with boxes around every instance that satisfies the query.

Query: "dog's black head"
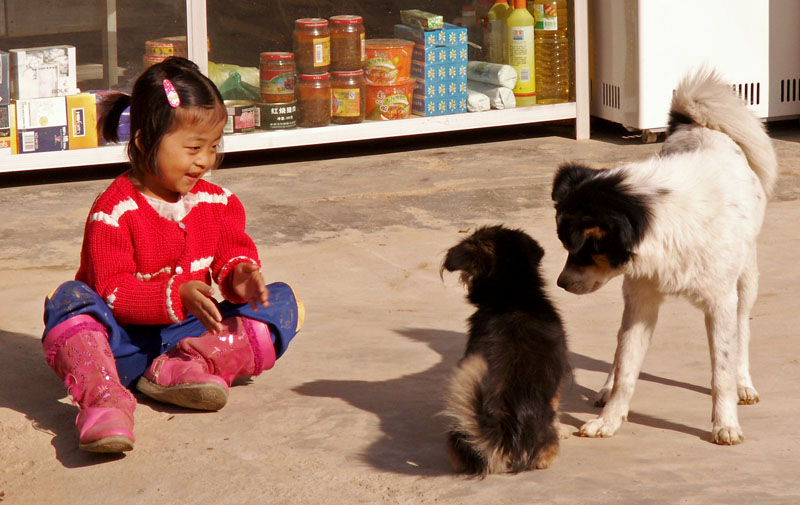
[551,162,653,294]
[442,225,545,307]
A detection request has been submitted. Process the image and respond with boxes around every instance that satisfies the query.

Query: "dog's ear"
[525,235,545,263]
[552,162,595,203]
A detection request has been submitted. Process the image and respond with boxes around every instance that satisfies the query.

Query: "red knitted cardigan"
[75,172,260,326]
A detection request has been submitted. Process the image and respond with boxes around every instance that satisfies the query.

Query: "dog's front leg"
[705,290,744,445]
[580,277,661,438]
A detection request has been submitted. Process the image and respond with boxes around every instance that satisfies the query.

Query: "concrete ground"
[1,119,798,505]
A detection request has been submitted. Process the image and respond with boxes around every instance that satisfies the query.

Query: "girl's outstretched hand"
[231,262,269,311]
[180,280,223,333]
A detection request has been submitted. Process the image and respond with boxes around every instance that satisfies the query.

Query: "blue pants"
[43,280,301,388]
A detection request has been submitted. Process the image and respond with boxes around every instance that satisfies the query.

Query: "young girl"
[41,57,303,453]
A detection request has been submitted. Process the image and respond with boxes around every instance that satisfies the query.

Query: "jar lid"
[330,15,363,24]
[298,73,331,80]
[260,51,294,60]
[331,69,364,77]
[295,18,329,28]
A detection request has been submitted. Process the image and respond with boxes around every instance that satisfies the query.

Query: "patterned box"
[15,96,69,153]
[396,23,468,117]
[0,104,12,149]
[9,45,77,100]
[67,94,98,150]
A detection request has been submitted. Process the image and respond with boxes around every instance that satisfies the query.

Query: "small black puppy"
[441,225,569,476]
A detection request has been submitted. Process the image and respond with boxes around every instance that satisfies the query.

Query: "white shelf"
[1,0,589,174]
[0,103,578,173]
[225,102,578,151]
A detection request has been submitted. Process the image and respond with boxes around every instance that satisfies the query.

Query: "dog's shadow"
[559,353,711,441]
[294,327,713,476]
[0,328,129,467]
[294,328,463,476]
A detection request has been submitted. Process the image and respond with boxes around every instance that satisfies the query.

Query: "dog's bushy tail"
[444,353,554,476]
[670,66,778,197]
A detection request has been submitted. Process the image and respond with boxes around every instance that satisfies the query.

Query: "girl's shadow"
[0,329,128,467]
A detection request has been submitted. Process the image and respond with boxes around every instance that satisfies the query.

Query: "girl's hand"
[231,262,269,311]
[179,280,223,333]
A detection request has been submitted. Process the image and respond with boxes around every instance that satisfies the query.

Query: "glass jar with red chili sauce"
[331,69,365,124]
[296,72,331,127]
[330,15,365,71]
[293,18,330,74]
[259,52,295,103]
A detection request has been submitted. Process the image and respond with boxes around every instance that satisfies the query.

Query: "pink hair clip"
[163,79,181,108]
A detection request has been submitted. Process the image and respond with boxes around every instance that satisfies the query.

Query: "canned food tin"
[145,36,188,57]
[223,100,256,134]
[255,101,297,130]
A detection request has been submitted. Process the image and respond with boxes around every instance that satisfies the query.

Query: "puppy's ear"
[552,162,595,203]
[525,236,545,263]
[442,242,469,274]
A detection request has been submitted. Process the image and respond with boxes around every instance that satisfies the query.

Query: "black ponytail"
[97,92,131,143]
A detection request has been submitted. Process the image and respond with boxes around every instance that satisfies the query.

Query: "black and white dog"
[441,225,570,475]
[551,68,777,445]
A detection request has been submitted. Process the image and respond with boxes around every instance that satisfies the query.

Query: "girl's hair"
[97,57,227,175]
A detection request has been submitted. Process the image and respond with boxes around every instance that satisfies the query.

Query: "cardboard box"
[9,45,77,100]
[67,93,98,149]
[413,92,467,117]
[15,97,69,153]
[0,51,9,106]
[0,104,11,149]
[409,60,467,117]
[412,45,468,66]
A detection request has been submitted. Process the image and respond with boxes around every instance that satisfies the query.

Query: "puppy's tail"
[443,354,492,476]
[669,66,778,198]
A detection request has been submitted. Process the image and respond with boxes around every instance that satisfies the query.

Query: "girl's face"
[137,113,226,202]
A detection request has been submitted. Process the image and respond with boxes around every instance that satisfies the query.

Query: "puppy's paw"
[593,387,611,407]
[578,417,620,438]
[712,424,744,445]
[737,386,760,405]
[556,422,573,439]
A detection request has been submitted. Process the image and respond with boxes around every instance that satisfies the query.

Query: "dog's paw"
[556,422,573,439]
[737,386,760,405]
[593,388,611,407]
[712,424,744,445]
[578,417,620,438]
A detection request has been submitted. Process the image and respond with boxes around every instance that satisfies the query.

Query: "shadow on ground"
[294,327,715,476]
[0,328,131,467]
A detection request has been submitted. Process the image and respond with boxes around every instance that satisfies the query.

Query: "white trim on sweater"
[89,198,138,227]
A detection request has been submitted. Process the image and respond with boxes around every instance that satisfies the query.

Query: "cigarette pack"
[15,96,69,153]
[9,45,77,100]
[67,93,98,149]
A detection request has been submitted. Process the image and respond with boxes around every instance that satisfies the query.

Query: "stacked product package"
[466,61,518,111]
[0,44,105,155]
[394,22,468,117]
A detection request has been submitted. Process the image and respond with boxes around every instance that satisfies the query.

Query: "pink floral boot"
[136,316,276,411]
[43,315,136,453]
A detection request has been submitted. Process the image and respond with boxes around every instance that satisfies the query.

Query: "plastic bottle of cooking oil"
[531,0,569,103]
[506,0,536,106]
[486,0,511,64]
